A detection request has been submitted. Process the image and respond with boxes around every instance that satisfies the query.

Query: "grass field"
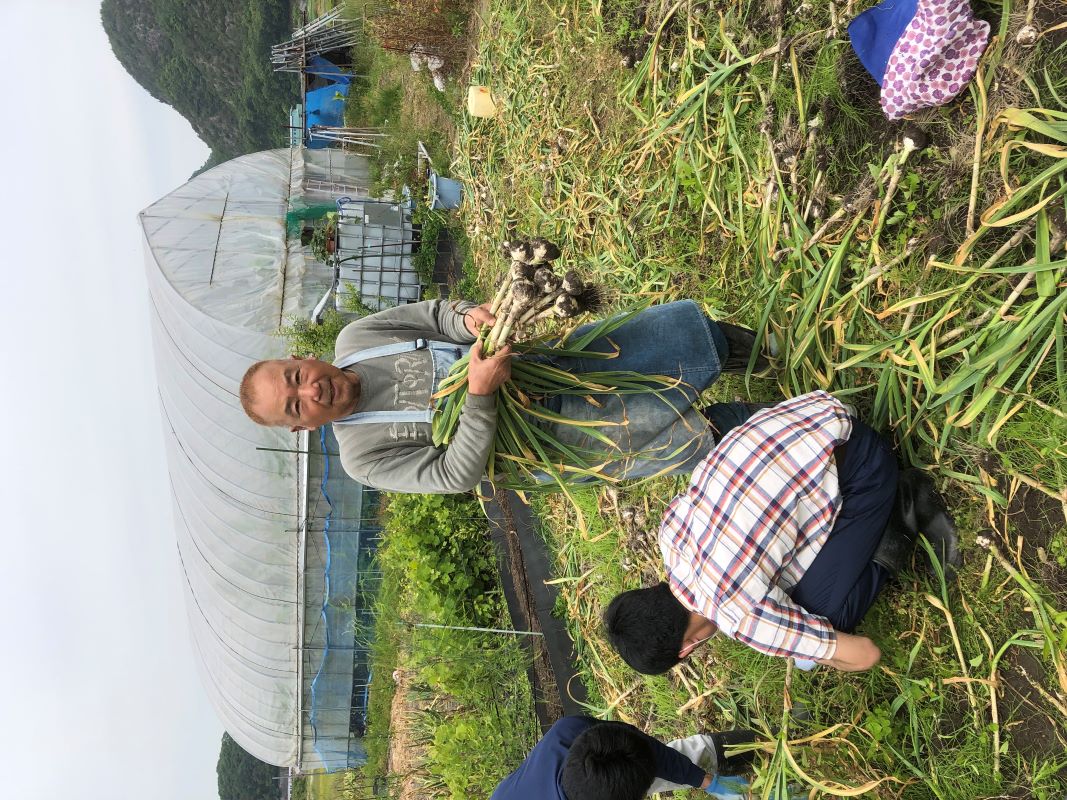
[301,0,340,23]
[304,771,343,800]
[452,0,1067,797]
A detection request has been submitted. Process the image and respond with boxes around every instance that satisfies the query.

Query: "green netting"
[286,202,338,238]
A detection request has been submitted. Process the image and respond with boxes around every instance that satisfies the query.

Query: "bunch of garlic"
[482,237,605,353]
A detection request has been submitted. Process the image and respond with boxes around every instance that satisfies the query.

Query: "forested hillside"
[216,733,280,800]
[101,0,297,172]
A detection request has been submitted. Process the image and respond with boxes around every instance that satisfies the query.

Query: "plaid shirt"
[660,391,853,661]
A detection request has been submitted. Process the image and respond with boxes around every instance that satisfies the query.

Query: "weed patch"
[341,0,469,195]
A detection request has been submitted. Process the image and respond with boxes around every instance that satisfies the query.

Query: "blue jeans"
[536,300,726,480]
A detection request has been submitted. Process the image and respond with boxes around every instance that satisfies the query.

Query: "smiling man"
[240,299,510,494]
[240,306,505,432]
[246,357,364,429]
[603,391,961,675]
[240,298,773,494]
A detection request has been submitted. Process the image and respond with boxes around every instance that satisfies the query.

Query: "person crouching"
[603,390,960,675]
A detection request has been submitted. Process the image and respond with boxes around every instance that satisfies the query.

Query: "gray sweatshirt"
[332,298,723,493]
[331,299,495,493]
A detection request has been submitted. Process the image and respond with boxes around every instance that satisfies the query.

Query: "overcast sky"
[0,3,223,798]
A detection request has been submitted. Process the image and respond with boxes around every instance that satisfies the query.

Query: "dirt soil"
[386,671,424,800]
[987,477,1067,763]
[1000,648,1064,762]
[1004,482,1067,604]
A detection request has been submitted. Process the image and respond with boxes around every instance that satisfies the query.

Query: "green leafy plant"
[412,206,450,285]
[309,215,338,264]
[338,285,382,318]
[276,309,348,359]
[381,493,502,625]
[355,492,539,798]
[428,714,514,797]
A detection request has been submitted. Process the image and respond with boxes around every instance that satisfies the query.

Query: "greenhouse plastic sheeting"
[142,150,296,334]
[141,148,384,769]
[146,233,301,766]
[298,148,374,198]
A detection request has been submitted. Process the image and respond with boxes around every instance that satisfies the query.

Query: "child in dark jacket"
[490,716,757,800]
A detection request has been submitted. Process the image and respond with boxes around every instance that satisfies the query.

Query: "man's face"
[249,357,360,431]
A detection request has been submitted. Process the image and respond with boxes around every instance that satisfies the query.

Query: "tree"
[216,733,280,800]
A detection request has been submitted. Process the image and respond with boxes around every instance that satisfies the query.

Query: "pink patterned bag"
[881,0,990,118]
[849,0,990,119]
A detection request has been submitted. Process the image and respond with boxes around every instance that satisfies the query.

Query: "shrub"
[412,207,449,285]
[276,309,348,359]
[429,714,514,797]
[381,493,501,625]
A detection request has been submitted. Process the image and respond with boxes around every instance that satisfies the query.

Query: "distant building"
[141,146,414,770]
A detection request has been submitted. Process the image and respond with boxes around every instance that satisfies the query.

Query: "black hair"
[603,583,689,675]
[560,722,656,800]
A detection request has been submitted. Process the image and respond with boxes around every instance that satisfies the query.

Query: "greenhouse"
[141,147,410,770]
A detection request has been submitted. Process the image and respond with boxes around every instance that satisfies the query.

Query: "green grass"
[454,0,1067,797]
[304,0,340,22]
[361,569,403,777]
[303,771,344,800]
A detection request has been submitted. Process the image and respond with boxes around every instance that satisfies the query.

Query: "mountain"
[101,0,298,171]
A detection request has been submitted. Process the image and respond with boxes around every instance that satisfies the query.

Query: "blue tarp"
[307,55,352,84]
[306,84,351,147]
[305,56,352,149]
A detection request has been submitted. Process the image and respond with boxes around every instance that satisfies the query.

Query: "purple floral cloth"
[880,0,989,119]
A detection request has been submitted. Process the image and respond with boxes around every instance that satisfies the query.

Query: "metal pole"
[256,446,341,456]
[412,622,543,637]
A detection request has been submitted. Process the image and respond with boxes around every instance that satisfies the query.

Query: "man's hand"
[816,631,880,672]
[467,341,512,396]
[463,303,497,337]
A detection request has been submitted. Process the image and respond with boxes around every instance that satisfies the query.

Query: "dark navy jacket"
[490,716,705,800]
